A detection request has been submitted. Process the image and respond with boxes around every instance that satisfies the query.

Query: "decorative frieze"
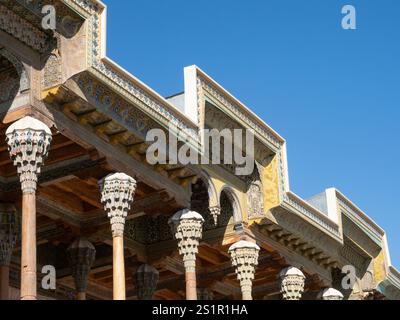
[100,173,137,237]
[0,4,50,53]
[199,76,282,150]
[228,240,260,300]
[279,266,306,300]
[43,54,62,89]
[125,214,173,245]
[6,116,52,194]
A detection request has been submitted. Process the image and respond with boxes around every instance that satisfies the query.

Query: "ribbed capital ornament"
[67,238,96,293]
[208,206,221,226]
[135,264,159,300]
[0,204,18,266]
[169,209,204,272]
[279,266,306,300]
[318,288,344,300]
[100,173,137,237]
[6,116,52,193]
[228,240,260,300]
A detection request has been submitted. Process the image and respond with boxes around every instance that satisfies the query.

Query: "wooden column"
[100,173,136,301]
[6,116,52,300]
[113,236,125,300]
[185,268,197,300]
[20,193,36,300]
[0,204,18,300]
[169,209,204,300]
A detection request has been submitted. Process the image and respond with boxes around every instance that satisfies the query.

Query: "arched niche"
[196,170,219,208]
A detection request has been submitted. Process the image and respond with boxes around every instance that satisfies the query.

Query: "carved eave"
[251,211,341,280]
[39,77,199,206]
[195,67,285,154]
[205,101,275,167]
[342,215,381,259]
[0,0,84,45]
[378,267,400,300]
[336,190,384,251]
[339,236,373,275]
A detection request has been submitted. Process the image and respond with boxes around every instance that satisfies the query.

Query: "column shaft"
[0,266,9,300]
[185,269,197,300]
[113,236,125,300]
[21,193,36,300]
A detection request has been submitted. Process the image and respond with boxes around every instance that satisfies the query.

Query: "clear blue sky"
[103,0,399,267]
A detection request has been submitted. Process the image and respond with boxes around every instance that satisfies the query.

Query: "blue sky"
[103,0,400,267]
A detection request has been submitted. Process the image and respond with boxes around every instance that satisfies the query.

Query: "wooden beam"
[55,178,102,209]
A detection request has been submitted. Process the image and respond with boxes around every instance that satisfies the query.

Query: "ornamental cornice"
[0,4,51,54]
[274,148,342,241]
[336,191,384,246]
[282,192,341,239]
[86,68,200,150]
[387,266,400,292]
[267,207,341,260]
[198,74,284,151]
[342,215,381,258]
[60,0,200,149]
[339,236,369,272]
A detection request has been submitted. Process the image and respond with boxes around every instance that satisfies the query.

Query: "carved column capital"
[135,264,159,300]
[0,204,18,266]
[100,173,137,237]
[208,206,221,226]
[279,266,306,300]
[318,288,344,300]
[67,238,96,294]
[228,240,260,300]
[169,209,204,272]
[6,116,52,194]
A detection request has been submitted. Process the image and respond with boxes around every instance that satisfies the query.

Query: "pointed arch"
[196,170,219,208]
[219,185,243,224]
